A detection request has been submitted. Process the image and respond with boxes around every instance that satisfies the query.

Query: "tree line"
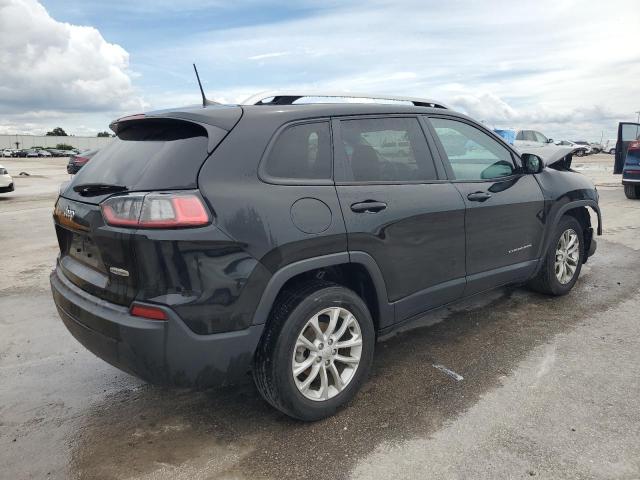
[45,127,113,137]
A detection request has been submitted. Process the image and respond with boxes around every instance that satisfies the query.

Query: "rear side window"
[71,119,219,191]
[263,122,332,181]
[338,117,437,182]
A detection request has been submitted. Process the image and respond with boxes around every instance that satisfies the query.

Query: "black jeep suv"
[50,93,601,420]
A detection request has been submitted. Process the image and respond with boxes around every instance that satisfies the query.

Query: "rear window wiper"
[73,183,128,196]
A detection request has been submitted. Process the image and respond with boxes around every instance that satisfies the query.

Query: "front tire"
[624,184,640,199]
[253,281,375,421]
[529,216,584,296]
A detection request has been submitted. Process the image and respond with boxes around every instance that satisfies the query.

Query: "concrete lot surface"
[1,154,639,479]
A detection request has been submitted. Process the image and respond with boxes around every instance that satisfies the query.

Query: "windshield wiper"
[73,183,128,196]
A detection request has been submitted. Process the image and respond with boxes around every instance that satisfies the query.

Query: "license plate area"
[68,232,104,271]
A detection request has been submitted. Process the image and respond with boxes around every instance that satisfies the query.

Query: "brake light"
[628,141,640,151]
[101,191,210,228]
[74,156,89,165]
[130,303,167,320]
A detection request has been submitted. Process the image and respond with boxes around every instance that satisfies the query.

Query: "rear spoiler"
[109,108,243,153]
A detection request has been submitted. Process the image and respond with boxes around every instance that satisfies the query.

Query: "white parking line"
[433,364,464,381]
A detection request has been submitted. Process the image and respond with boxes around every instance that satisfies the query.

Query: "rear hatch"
[54,110,240,305]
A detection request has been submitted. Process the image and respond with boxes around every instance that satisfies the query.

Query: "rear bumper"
[622,170,640,184]
[0,182,14,192]
[50,268,264,388]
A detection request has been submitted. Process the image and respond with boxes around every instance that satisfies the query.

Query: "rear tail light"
[101,191,210,228]
[74,156,89,165]
[130,303,167,320]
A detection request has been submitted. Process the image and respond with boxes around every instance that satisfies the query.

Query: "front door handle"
[350,201,387,213]
[467,191,492,202]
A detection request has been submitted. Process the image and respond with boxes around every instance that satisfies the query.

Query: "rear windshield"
[70,119,212,192]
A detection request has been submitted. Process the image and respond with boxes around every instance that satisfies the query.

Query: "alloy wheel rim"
[555,228,580,284]
[291,307,362,402]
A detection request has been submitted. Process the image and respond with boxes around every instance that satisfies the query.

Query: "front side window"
[338,117,437,182]
[264,122,331,180]
[430,118,515,181]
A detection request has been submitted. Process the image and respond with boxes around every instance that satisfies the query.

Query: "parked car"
[602,139,617,154]
[50,92,601,420]
[13,149,28,157]
[555,140,590,156]
[2,149,14,157]
[66,149,99,174]
[514,129,554,146]
[0,165,14,193]
[614,122,640,199]
[589,142,603,154]
[572,141,593,155]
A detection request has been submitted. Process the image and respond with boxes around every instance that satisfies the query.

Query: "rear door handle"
[350,201,387,213]
[467,191,492,202]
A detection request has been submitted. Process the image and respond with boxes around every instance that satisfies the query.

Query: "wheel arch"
[251,252,393,333]
[539,200,601,271]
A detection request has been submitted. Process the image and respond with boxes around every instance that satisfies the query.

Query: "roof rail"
[241,91,449,109]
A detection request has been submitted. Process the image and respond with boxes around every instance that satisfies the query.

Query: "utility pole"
[636,111,640,124]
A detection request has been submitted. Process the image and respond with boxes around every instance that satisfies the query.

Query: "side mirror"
[521,153,544,174]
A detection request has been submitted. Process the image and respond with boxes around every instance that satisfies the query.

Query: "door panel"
[454,176,545,293]
[615,122,640,175]
[333,116,467,323]
[337,183,466,305]
[427,116,545,294]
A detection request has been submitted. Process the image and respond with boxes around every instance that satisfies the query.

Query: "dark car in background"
[66,149,99,174]
[50,92,601,420]
[615,122,640,199]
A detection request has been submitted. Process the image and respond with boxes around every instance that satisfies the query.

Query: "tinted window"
[70,119,218,191]
[621,124,640,141]
[339,117,437,182]
[431,118,515,180]
[264,122,331,180]
[0,168,7,175]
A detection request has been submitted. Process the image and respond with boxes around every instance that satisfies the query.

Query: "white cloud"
[248,51,290,61]
[150,0,639,140]
[0,0,143,133]
[2,0,639,139]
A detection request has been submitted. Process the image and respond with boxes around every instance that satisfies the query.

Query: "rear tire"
[624,184,640,199]
[253,281,375,421]
[529,216,584,296]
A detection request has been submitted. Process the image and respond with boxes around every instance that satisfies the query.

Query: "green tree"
[96,131,112,137]
[55,143,74,151]
[46,127,68,136]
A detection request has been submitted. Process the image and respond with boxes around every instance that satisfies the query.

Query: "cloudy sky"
[0,0,638,140]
